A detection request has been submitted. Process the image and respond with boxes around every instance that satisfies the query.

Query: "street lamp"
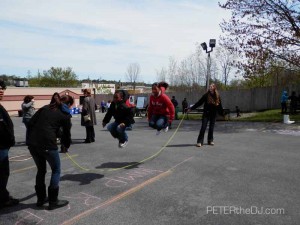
[201,39,216,90]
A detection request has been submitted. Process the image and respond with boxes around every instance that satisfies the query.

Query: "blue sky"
[0,0,230,83]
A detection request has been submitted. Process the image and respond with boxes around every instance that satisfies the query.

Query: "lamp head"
[209,39,216,48]
[201,42,207,51]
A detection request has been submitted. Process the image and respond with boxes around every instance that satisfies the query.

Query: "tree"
[219,0,300,77]
[125,63,141,91]
[168,57,178,86]
[215,47,236,87]
[29,67,78,87]
[156,67,167,82]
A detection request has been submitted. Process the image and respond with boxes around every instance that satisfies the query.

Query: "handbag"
[83,114,91,122]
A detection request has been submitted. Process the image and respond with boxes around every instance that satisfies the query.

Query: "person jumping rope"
[147,82,175,135]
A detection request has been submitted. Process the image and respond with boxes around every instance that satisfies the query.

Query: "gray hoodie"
[22,101,35,119]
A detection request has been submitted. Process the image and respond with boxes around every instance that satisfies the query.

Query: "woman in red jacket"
[147,82,175,135]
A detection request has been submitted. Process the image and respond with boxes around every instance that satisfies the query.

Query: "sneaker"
[156,130,161,135]
[119,141,128,148]
[196,143,202,147]
[164,126,169,133]
[208,142,214,146]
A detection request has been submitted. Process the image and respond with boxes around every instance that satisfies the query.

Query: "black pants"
[197,114,216,144]
[0,149,10,202]
[281,103,287,114]
[85,126,95,142]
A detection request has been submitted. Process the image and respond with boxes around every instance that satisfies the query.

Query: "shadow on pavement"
[96,162,141,170]
[166,144,196,147]
[0,193,41,215]
[60,173,104,185]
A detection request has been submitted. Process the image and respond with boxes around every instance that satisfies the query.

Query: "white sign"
[136,97,147,109]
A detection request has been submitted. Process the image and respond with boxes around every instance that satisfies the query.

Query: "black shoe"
[83,140,91,143]
[1,196,19,208]
[48,187,69,210]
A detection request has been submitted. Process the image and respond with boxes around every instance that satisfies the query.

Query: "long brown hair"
[207,83,220,106]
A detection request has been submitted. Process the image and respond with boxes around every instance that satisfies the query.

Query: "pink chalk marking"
[15,210,43,225]
[63,192,102,206]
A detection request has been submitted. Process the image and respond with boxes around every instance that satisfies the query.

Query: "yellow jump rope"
[66,114,186,174]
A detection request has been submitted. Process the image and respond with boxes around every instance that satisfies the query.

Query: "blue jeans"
[107,122,128,143]
[0,149,9,201]
[149,115,168,131]
[29,148,61,188]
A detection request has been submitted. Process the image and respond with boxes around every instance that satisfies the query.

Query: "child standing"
[147,82,175,135]
[102,91,135,148]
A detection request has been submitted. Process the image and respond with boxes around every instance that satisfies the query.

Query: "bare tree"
[156,67,167,82]
[125,63,141,91]
[168,57,177,86]
[215,47,236,87]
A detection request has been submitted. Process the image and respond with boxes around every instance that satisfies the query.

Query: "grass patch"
[237,109,300,122]
[178,109,300,122]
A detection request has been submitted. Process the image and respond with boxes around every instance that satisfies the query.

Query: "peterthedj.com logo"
[206,206,285,215]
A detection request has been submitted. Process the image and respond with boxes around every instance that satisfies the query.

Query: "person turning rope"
[187,83,224,147]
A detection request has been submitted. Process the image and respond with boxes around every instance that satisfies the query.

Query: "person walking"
[21,95,35,145]
[187,83,224,147]
[81,89,97,143]
[182,98,188,114]
[102,90,135,148]
[147,82,175,135]
[27,95,73,210]
[0,80,19,209]
[280,91,288,114]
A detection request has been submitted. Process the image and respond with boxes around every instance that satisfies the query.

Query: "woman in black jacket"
[28,94,73,210]
[187,83,224,147]
[0,80,19,208]
[102,90,134,148]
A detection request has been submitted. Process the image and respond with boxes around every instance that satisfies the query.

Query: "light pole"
[201,39,216,90]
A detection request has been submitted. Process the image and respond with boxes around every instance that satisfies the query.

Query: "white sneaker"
[119,141,128,148]
[164,126,169,133]
[156,130,161,135]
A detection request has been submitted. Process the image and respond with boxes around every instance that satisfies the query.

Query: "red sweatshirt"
[147,87,175,123]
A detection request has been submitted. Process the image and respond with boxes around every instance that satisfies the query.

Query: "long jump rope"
[66,113,186,174]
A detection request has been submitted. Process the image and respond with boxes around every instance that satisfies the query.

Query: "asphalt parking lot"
[0,113,299,225]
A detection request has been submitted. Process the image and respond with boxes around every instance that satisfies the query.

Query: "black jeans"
[85,126,95,142]
[197,114,216,144]
[0,149,10,201]
[23,117,31,145]
[281,103,287,114]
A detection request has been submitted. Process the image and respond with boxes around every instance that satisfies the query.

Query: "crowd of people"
[0,79,227,210]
